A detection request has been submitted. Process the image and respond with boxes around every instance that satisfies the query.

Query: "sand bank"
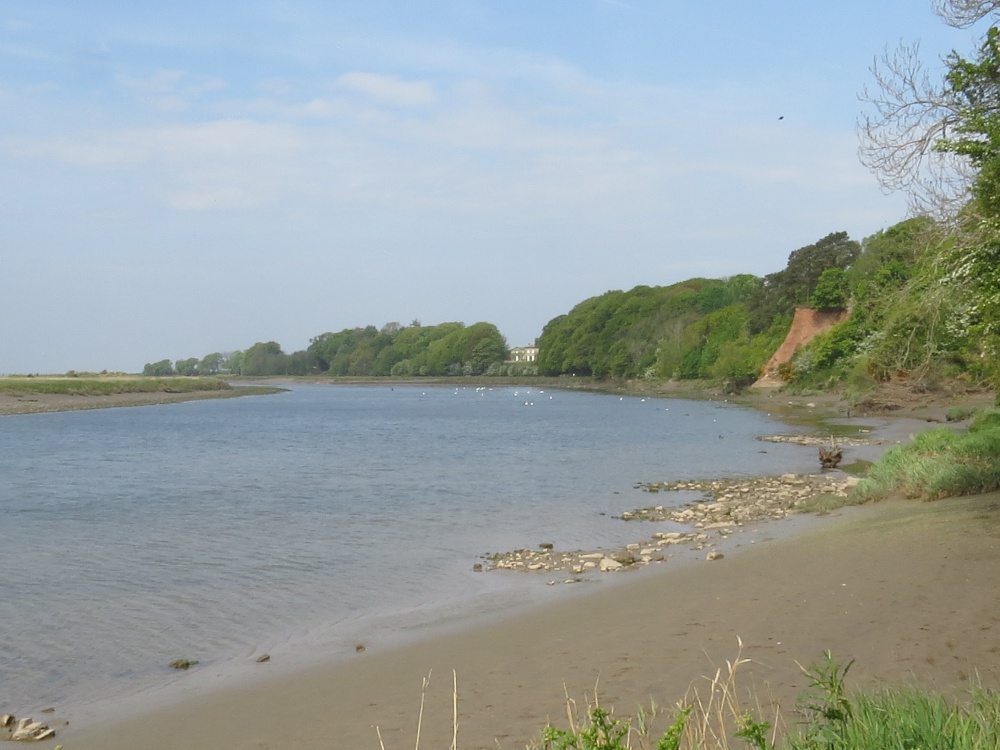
[59,489,1000,750]
[0,386,283,416]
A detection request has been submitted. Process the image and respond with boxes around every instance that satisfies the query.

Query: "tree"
[241,341,287,376]
[811,268,849,310]
[199,352,225,375]
[142,359,174,376]
[175,357,199,376]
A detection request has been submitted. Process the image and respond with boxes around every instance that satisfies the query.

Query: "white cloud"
[335,72,436,107]
[117,69,227,112]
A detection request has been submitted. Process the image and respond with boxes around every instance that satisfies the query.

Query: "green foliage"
[159,321,508,380]
[541,708,631,750]
[970,408,1000,432]
[809,268,848,311]
[855,424,1000,501]
[537,279,737,379]
[240,341,288,376]
[749,232,860,333]
[735,713,773,750]
[785,653,1000,750]
[142,359,175,377]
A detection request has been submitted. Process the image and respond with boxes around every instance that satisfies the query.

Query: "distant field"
[0,376,233,396]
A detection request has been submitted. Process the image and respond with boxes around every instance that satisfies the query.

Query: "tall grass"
[855,423,1000,501]
[0,376,232,396]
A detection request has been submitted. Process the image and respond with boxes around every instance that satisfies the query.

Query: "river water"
[0,384,814,724]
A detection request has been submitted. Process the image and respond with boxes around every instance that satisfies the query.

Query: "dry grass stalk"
[675,638,783,750]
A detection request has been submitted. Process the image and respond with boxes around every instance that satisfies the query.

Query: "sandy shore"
[23,382,1000,749]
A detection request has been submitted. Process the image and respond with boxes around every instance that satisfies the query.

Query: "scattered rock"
[707,550,724,561]
[599,557,623,572]
[758,434,876,447]
[355,643,366,653]
[472,562,483,572]
[169,658,199,670]
[482,471,857,577]
[538,542,554,550]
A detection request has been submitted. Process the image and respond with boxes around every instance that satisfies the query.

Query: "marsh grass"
[0,376,233,396]
[855,424,1000,501]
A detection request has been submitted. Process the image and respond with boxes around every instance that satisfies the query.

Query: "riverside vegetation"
[383,648,1000,750]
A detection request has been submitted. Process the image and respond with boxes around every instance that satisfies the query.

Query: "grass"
[383,647,1000,750]
[0,376,234,396]
[855,423,1000,501]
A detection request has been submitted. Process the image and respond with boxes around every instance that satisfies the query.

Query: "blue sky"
[0,1,984,373]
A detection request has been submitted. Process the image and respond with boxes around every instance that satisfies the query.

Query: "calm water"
[0,384,813,723]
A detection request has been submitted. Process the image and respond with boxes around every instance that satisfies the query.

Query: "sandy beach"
[15,382,1000,749]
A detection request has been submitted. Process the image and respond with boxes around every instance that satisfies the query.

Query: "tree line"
[143,320,515,378]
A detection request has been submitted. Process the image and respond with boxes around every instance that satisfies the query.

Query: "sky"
[0,1,987,373]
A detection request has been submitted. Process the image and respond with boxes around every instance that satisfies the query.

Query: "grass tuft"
[855,424,1000,501]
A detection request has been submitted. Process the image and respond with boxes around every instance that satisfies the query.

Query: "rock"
[169,658,199,670]
[1,715,13,729]
[472,562,483,572]
[256,654,270,663]
[706,550,724,561]
[599,557,623,572]
[10,717,55,741]
[538,542,554,550]
[612,550,636,566]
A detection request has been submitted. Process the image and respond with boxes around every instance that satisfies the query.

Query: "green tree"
[241,341,287,376]
[142,359,174,376]
[199,352,225,375]
[175,357,199,376]
[810,268,849,310]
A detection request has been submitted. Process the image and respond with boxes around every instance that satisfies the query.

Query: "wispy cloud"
[335,72,436,108]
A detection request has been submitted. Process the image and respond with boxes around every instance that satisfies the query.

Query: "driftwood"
[819,437,843,470]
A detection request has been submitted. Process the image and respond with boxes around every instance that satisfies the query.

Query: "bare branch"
[933,0,1000,28]
[858,41,972,219]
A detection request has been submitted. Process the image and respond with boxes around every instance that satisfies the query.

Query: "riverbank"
[54,394,1000,750]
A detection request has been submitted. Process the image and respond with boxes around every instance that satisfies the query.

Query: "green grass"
[0,376,233,396]
[855,424,1000,501]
